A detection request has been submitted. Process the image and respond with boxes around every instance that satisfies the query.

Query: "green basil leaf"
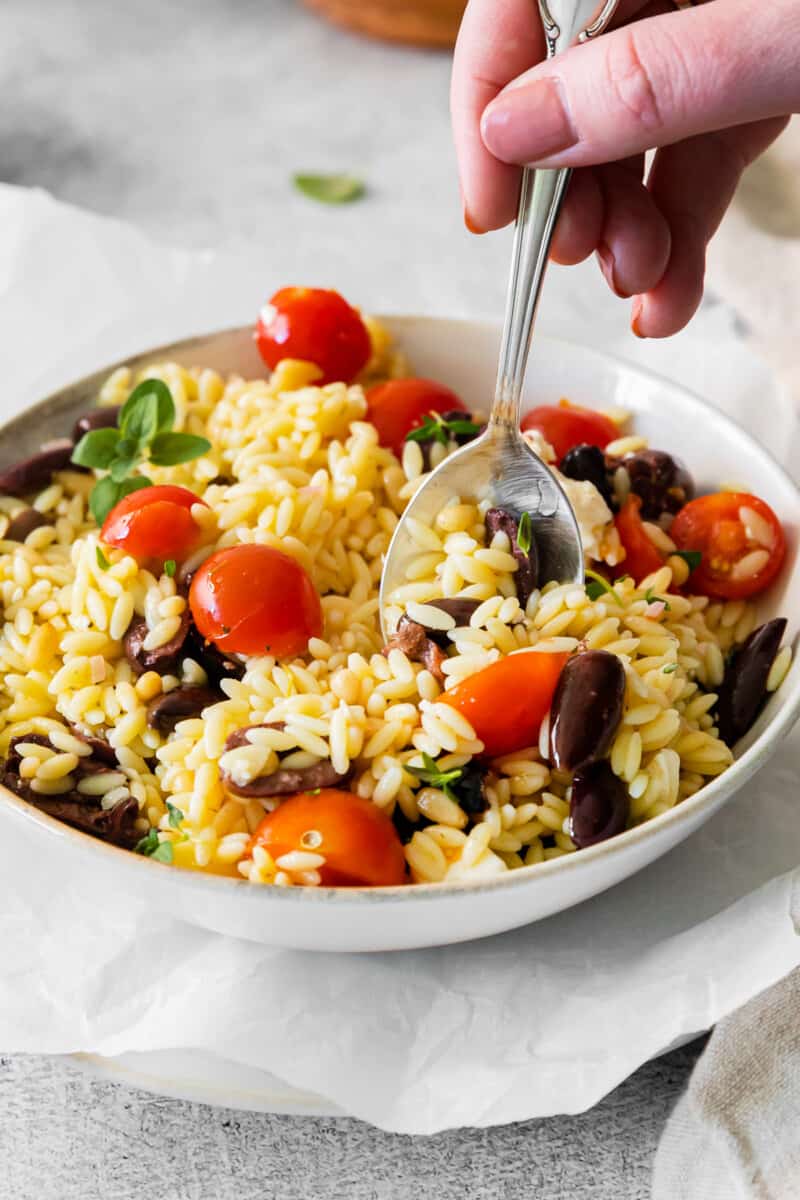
[584,569,624,607]
[148,432,211,466]
[405,415,450,447]
[644,587,671,610]
[88,474,152,526]
[293,173,365,205]
[516,511,532,556]
[150,841,174,863]
[443,419,482,437]
[674,549,702,571]
[109,455,140,483]
[133,828,160,856]
[164,559,176,578]
[166,802,184,829]
[121,392,159,448]
[71,428,120,469]
[406,751,464,792]
[96,546,111,571]
[120,379,175,439]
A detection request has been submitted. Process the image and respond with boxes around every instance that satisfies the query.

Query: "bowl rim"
[2,316,799,906]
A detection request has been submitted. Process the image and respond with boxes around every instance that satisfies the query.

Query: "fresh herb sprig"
[674,549,702,572]
[407,752,464,802]
[516,510,533,555]
[585,568,624,606]
[293,173,365,205]
[405,412,483,448]
[71,380,211,525]
[133,828,174,863]
[644,587,671,610]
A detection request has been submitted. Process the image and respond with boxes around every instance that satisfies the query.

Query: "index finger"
[451,0,543,232]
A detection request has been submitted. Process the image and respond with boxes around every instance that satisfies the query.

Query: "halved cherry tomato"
[365,378,467,456]
[255,287,371,385]
[189,544,322,658]
[521,401,619,462]
[614,495,664,583]
[249,789,407,887]
[670,492,786,599]
[442,651,568,758]
[101,485,206,564]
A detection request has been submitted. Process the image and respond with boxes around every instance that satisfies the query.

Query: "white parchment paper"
[0,183,798,1134]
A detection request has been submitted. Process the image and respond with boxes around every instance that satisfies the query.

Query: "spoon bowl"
[379,423,582,636]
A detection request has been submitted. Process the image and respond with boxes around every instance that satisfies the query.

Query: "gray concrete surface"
[0,1045,705,1199]
[0,0,713,1195]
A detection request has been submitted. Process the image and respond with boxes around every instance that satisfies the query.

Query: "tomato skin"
[614,495,664,583]
[670,492,786,599]
[365,378,466,455]
[101,485,206,563]
[189,544,322,658]
[443,651,569,758]
[255,287,371,385]
[521,402,619,461]
[249,789,407,887]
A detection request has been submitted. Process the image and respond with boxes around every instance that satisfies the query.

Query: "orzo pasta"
[0,288,792,888]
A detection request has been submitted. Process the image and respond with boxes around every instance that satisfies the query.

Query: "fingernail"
[631,299,646,338]
[596,244,630,299]
[481,78,577,164]
[464,208,485,235]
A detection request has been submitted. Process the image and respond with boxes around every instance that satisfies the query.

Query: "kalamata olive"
[428,597,481,628]
[0,440,76,497]
[146,686,220,732]
[124,612,191,676]
[485,507,538,605]
[559,443,614,507]
[623,450,694,519]
[450,761,488,816]
[569,761,629,848]
[382,615,447,684]
[4,508,49,543]
[72,406,121,441]
[716,618,787,745]
[32,796,140,848]
[184,626,245,687]
[550,650,626,771]
[69,729,119,766]
[223,722,286,752]
[220,758,350,798]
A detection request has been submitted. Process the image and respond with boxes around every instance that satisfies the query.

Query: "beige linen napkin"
[652,968,800,1198]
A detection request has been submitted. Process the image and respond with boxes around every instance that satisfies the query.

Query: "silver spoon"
[380,0,621,636]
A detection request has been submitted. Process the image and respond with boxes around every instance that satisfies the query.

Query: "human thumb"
[480,0,800,169]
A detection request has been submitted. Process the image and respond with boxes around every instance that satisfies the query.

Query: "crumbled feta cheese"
[521,428,557,464]
[557,475,614,563]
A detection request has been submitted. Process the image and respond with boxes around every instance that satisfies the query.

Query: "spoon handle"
[489,0,621,434]
[491,163,570,432]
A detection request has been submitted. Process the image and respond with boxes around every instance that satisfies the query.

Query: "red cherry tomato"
[442,651,568,758]
[254,287,371,385]
[101,485,206,564]
[670,492,786,599]
[521,402,619,461]
[614,495,665,583]
[249,789,407,887]
[189,544,322,658]
[365,378,467,456]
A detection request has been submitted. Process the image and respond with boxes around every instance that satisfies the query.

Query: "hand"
[451,0,798,337]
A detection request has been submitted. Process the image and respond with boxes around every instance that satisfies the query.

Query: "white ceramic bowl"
[1,317,799,952]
